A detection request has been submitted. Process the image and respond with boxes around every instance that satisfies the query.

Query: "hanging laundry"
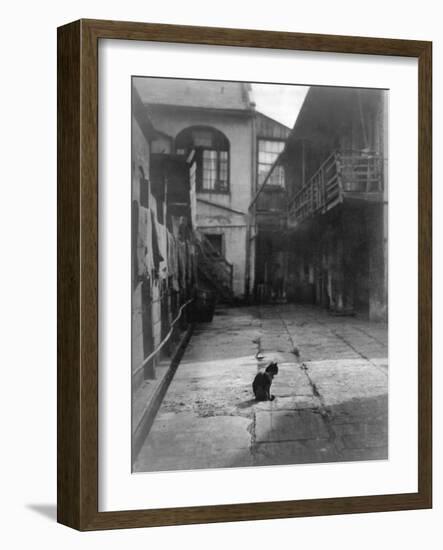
[167,231,180,291]
[150,210,164,278]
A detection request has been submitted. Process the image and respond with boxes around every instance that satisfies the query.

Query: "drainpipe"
[245,112,256,302]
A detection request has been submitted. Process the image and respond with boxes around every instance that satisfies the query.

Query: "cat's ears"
[266,361,279,372]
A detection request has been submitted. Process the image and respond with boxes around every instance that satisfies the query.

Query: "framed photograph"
[57,19,432,530]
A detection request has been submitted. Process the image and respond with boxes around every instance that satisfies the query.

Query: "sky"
[251,83,309,129]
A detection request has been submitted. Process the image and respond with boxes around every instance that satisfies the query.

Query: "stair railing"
[195,232,234,294]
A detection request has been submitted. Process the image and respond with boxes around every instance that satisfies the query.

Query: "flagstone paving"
[133,304,388,472]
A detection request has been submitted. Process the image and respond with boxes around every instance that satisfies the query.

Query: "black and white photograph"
[1,0,438,541]
[131,76,388,473]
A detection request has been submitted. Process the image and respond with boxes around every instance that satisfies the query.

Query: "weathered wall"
[196,204,246,295]
[132,117,164,384]
[132,115,197,390]
[147,108,254,209]
[283,88,388,321]
[132,117,151,385]
[286,203,386,321]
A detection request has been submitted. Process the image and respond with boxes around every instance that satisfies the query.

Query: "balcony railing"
[288,150,384,226]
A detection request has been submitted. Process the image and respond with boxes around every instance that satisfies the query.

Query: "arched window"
[175,126,230,193]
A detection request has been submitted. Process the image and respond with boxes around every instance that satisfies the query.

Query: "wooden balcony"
[288,150,384,227]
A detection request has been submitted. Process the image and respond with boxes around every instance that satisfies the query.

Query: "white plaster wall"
[198,221,247,295]
[147,108,254,213]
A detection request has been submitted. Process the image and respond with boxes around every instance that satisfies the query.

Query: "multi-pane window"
[218,151,228,187]
[258,139,285,187]
[202,150,228,192]
[175,126,230,193]
[202,150,217,189]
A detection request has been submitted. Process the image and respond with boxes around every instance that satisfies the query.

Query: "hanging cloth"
[150,210,164,276]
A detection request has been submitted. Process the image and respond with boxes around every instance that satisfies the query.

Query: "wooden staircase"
[195,232,235,304]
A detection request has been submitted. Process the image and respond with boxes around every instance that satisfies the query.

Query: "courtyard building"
[134,77,290,301]
[280,86,388,321]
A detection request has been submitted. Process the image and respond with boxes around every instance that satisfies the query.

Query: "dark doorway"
[204,233,223,257]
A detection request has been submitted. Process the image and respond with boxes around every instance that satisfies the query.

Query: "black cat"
[252,362,279,401]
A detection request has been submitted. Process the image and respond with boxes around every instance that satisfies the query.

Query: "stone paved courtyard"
[133,304,388,472]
